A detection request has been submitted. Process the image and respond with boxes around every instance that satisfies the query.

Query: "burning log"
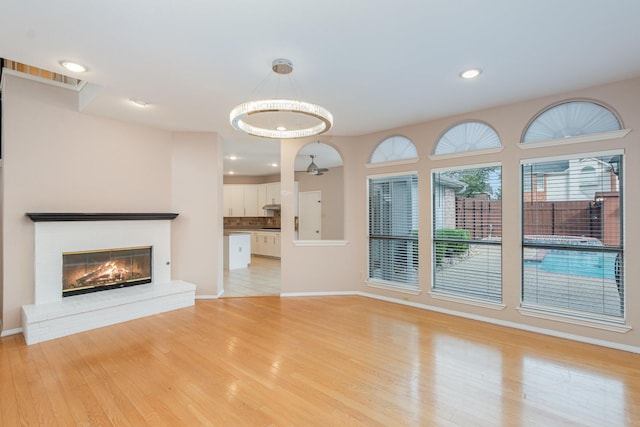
[75,261,130,286]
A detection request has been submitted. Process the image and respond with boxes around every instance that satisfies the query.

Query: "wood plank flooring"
[2,296,639,426]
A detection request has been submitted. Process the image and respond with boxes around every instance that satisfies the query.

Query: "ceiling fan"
[306,154,329,176]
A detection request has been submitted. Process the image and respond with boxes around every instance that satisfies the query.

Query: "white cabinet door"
[223,185,244,217]
[257,183,268,217]
[243,184,259,217]
[251,231,269,256]
[251,232,262,255]
[273,233,281,258]
[266,182,281,205]
[250,232,280,258]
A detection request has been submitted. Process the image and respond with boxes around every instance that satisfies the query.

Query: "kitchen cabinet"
[243,185,259,216]
[250,231,281,258]
[223,184,260,217]
[266,182,281,204]
[257,182,281,217]
[223,185,245,217]
[257,184,268,217]
[251,231,264,255]
[271,233,281,258]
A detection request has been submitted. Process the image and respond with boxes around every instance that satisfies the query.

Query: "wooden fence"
[455,194,620,245]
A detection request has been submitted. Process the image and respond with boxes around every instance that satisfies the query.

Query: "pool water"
[525,250,618,279]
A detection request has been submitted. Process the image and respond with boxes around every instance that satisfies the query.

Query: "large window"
[521,153,624,320]
[432,165,502,302]
[368,173,419,288]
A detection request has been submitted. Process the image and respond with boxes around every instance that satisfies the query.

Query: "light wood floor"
[223,255,280,297]
[2,296,639,426]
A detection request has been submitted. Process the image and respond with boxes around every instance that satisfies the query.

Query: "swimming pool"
[525,250,617,279]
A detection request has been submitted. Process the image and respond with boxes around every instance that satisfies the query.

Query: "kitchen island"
[223,231,251,270]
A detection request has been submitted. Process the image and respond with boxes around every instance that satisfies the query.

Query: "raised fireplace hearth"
[22,212,196,345]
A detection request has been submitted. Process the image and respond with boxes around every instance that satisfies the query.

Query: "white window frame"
[430,162,504,307]
[520,149,626,327]
[366,171,420,293]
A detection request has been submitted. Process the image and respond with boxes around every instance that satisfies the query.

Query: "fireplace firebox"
[62,246,152,297]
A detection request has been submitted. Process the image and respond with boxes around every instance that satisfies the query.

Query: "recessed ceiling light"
[460,68,482,79]
[228,171,235,175]
[271,163,278,167]
[129,98,150,107]
[59,61,87,73]
[229,155,237,160]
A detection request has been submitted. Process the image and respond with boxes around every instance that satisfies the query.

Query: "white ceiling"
[2,1,640,175]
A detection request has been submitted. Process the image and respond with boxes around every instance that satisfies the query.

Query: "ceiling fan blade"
[306,154,329,175]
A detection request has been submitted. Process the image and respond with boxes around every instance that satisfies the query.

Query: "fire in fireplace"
[62,246,152,296]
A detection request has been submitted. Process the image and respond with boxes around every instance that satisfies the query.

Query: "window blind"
[521,154,624,319]
[368,174,419,287]
[432,166,502,302]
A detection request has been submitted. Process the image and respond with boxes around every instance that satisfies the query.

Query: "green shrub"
[434,229,471,266]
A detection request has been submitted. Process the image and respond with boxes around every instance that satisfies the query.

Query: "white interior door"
[299,191,322,240]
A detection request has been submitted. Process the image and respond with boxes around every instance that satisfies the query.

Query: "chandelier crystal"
[230,59,333,139]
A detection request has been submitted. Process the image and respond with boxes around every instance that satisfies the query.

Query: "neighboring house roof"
[529,160,569,174]
[434,175,467,190]
[530,155,619,175]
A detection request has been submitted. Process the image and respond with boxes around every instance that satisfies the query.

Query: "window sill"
[518,306,631,333]
[518,129,630,149]
[429,291,506,310]
[428,146,503,161]
[365,158,419,168]
[366,280,421,295]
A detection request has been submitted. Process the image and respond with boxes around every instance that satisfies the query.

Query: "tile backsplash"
[224,215,281,229]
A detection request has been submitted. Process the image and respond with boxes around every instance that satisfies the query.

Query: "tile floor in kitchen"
[223,255,281,297]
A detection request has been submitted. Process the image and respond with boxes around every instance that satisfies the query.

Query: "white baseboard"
[195,292,223,300]
[357,291,640,354]
[1,327,23,338]
[281,290,640,354]
[281,291,358,297]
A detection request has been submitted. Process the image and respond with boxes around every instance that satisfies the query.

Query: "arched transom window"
[522,100,622,143]
[433,121,501,155]
[370,136,418,164]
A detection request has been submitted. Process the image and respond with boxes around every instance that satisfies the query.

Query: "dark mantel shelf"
[26,213,179,222]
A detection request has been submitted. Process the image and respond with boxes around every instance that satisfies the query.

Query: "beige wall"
[171,132,222,297]
[280,137,363,294]
[281,77,640,350]
[223,174,279,185]
[0,75,221,330]
[295,165,344,240]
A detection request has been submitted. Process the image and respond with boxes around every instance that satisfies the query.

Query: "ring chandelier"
[230,59,333,139]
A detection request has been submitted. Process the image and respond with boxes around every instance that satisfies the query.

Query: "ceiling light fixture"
[230,58,333,139]
[59,61,87,73]
[129,98,150,107]
[460,68,482,79]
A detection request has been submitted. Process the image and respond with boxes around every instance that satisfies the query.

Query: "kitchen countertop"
[225,228,281,233]
[223,231,251,236]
